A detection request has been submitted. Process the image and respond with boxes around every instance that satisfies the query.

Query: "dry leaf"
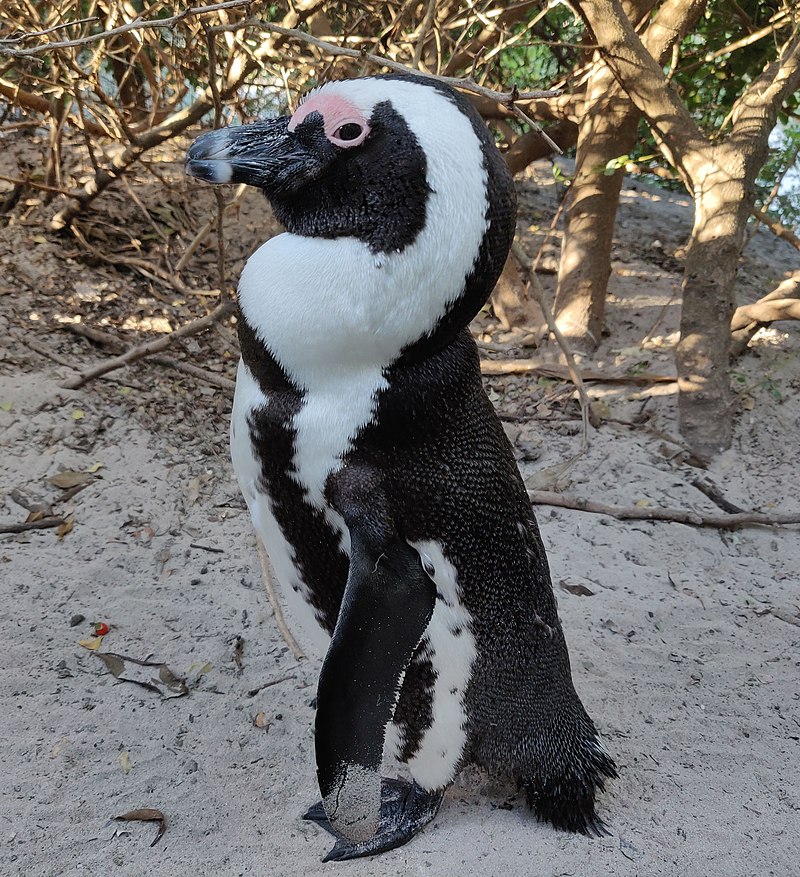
[114,808,166,847]
[71,409,85,421]
[634,498,651,508]
[559,580,595,597]
[79,635,104,651]
[88,462,104,473]
[94,652,188,698]
[184,476,202,506]
[56,514,74,539]
[0,401,12,412]
[119,750,132,774]
[253,711,269,729]
[48,470,92,489]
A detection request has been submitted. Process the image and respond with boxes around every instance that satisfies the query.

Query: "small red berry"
[93,622,110,636]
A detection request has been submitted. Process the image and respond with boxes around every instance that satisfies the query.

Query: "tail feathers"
[524,736,618,837]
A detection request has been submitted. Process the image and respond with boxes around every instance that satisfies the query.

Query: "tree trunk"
[678,117,786,455]
[553,0,701,351]
[675,168,749,458]
[552,68,641,349]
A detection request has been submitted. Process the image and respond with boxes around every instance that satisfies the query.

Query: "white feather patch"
[405,540,477,790]
[230,359,331,656]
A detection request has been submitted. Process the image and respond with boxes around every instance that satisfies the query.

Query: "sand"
[1,164,799,877]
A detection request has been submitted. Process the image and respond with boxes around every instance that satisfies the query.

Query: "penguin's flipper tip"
[308,779,444,862]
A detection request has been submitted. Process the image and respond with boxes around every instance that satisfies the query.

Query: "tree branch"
[751,207,800,252]
[60,300,235,389]
[529,490,800,529]
[728,23,800,144]
[572,0,709,181]
[0,1,254,57]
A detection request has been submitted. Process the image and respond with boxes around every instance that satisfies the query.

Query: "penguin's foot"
[303,778,444,862]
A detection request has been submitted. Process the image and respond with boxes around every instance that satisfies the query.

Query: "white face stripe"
[237,77,488,514]
[404,541,477,789]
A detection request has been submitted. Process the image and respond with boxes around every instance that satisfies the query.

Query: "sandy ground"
[1,161,799,877]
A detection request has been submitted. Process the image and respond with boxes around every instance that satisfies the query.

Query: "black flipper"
[304,779,445,861]
[315,470,437,846]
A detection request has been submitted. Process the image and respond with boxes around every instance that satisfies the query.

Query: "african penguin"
[186,73,616,862]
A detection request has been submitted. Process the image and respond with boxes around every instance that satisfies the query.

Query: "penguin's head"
[187,74,514,258]
[187,74,516,352]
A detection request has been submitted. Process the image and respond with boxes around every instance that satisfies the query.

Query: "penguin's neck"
[237,222,486,393]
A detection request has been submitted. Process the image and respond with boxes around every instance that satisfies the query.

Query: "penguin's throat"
[237,232,478,385]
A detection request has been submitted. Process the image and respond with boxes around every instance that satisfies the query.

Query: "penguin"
[186,73,617,862]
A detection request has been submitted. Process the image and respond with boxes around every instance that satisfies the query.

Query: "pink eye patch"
[288,93,370,148]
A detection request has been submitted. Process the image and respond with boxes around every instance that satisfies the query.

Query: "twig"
[690,478,746,515]
[0,1,254,56]
[0,172,73,196]
[1,16,101,44]
[479,358,674,383]
[512,241,591,450]
[751,207,800,252]
[63,322,235,389]
[528,490,800,529]
[247,674,297,697]
[0,516,66,534]
[411,0,437,70]
[189,542,225,553]
[255,536,305,661]
[60,300,235,389]
[68,223,212,297]
[175,184,247,275]
[510,102,563,155]
[61,322,236,391]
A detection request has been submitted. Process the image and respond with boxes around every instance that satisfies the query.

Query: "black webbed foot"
[303,778,444,862]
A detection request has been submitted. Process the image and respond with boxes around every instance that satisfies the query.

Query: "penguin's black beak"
[185,118,323,194]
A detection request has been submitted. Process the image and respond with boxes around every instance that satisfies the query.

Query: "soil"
[1,129,799,877]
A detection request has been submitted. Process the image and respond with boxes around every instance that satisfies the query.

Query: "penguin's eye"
[333,123,363,142]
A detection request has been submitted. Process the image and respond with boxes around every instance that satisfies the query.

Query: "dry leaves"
[559,580,596,597]
[114,808,166,847]
[48,470,93,489]
[94,652,188,698]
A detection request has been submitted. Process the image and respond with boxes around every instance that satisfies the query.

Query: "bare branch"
[61,300,235,390]
[529,490,800,529]
[751,207,800,253]
[0,1,254,57]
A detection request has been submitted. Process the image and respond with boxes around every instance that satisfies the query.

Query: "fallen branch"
[60,300,235,389]
[480,358,674,384]
[61,322,235,391]
[732,298,800,327]
[0,516,66,534]
[731,269,800,355]
[528,490,800,529]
